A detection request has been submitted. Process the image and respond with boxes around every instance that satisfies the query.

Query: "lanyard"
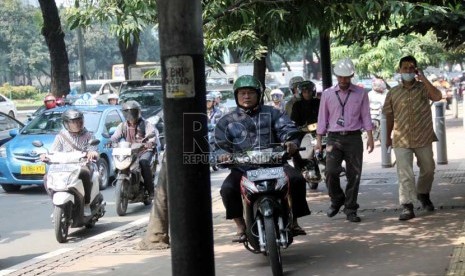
[335,90,351,116]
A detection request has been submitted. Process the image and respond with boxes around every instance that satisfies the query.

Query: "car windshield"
[119,88,163,108]
[21,111,102,134]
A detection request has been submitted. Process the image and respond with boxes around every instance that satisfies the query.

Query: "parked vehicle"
[0,112,24,146]
[220,143,303,276]
[109,132,155,216]
[0,93,18,118]
[0,104,124,192]
[298,123,327,190]
[33,139,106,243]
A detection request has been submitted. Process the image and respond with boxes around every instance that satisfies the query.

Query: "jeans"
[140,151,155,195]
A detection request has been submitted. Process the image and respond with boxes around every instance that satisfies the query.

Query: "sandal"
[291,225,307,236]
[232,232,247,243]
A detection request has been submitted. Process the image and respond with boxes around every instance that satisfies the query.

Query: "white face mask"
[401,73,416,82]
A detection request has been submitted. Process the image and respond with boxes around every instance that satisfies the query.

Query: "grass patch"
[14,99,42,108]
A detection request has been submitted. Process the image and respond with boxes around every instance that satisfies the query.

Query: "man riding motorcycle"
[291,80,322,185]
[110,100,157,199]
[215,75,311,241]
[44,94,57,110]
[40,109,99,215]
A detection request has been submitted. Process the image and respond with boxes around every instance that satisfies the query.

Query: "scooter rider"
[110,100,157,199]
[40,109,99,215]
[44,94,57,110]
[284,76,304,117]
[107,94,119,105]
[215,75,311,241]
[291,80,322,184]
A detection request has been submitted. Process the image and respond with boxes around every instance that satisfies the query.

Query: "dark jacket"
[291,98,320,127]
[214,105,299,154]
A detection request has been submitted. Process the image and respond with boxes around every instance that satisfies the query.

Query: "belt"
[328,130,362,136]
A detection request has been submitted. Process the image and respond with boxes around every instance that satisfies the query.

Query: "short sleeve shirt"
[383,81,439,148]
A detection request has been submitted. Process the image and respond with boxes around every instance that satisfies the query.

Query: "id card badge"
[336,117,345,127]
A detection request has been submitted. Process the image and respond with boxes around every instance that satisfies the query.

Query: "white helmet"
[289,76,304,90]
[333,58,355,77]
[108,94,119,101]
[270,89,284,96]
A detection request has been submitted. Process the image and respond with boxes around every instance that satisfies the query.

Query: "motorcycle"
[110,134,155,216]
[208,124,218,171]
[298,123,327,190]
[369,101,383,142]
[220,143,304,276]
[32,139,106,243]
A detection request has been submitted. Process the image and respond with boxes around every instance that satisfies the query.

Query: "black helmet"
[298,81,316,98]
[122,100,141,122]
[62,109,84,133]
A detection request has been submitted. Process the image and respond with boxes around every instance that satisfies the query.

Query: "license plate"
[246,167,285,181]
[20,164,46,175]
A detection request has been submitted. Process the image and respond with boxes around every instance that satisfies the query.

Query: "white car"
[0,93,18,118]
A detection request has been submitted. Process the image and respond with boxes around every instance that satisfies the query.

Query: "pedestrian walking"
[383,55,442,221]
[315,58,374,222]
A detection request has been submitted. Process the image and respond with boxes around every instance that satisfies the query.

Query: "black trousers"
[325,133,363,214]
[139,151,155,195]
[220,165,311,219]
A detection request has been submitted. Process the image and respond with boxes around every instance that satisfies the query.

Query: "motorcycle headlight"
[0,145,6,158]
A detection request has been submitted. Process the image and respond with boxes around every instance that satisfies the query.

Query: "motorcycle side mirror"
[108,126,117,136]
[32,140,44,148]
[101,133,110,139]
[88,139,100,146]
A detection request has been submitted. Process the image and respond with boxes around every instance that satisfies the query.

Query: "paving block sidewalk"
[3,112,465,276]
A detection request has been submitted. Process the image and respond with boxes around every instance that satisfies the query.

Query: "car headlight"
[0,146,6,158]
[146,115,160,126]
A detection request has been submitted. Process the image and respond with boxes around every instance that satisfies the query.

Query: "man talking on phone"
[383,55,442,221]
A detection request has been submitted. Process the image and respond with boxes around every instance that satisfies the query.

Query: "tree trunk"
[38,0,70,98]
[253,55,267,91]
[118,38,139,80]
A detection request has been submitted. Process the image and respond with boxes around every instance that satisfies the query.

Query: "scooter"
[369,101,383,142]
[32,139,106,243]
[110,134,155,216]
[220,143,304,276]
[298,123,326,190]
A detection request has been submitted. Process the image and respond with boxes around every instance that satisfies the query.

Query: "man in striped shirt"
[383,55,442,221]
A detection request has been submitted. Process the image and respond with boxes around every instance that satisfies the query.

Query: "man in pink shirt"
[315,58,374,222]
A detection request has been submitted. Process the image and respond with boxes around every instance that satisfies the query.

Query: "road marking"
[0,217,149,275]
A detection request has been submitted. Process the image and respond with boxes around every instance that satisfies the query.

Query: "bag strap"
[59,132,82,151]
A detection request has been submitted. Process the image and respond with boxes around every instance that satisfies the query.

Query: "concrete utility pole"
[157,1,215,276]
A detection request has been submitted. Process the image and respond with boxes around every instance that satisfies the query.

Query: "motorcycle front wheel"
[54,204,70,243]
[264,217,283,276]
[115,179,129,216]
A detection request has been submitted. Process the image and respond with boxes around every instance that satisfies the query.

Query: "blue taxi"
[0,103,124,193]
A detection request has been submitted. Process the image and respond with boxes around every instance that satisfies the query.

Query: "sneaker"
[84,204,92,216]
[346,213,361,222]
[399,204,415,221]
[417,193,435,212]
[326,205,342,217]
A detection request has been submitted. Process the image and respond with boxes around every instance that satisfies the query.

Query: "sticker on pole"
[165,56,195,98]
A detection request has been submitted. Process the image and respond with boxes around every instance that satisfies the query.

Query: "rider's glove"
[285,142,298,156]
